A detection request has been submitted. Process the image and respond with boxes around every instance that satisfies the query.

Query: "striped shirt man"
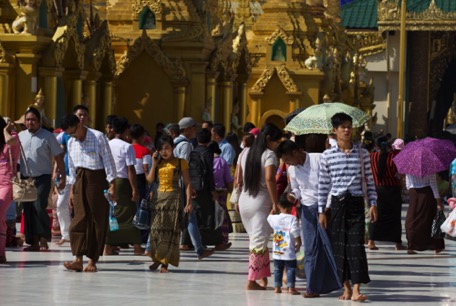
[318,143,377,213]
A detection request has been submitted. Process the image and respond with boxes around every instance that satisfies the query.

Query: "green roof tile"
[340,0,378,29]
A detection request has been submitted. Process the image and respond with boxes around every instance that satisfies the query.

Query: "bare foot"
[395,243,407,250]
[351,293,367,302]
[159,265,169,273]
[149,262,160,271]
[259,277,268,288]
[56,239,70,246]
[0,255,6,263]
[435,249,443,255]
[274,287,282,293]
[303,292,320,298]
[103,244,119,256]
[64,261,83,272]
[84,260,98,272]
[338,290,352,300]
[246,281,266,290]
[39,238,49,251]
[23,245,40,252]
[288,288,300,295]
[407,249,417,255]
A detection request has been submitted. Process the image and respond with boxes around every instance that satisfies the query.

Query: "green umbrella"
[284,102,370,135]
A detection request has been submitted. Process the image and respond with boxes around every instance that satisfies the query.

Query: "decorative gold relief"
[132,0,162,18]
[115,31,187,84]
[265,27,294,45]
[250,65,299,94]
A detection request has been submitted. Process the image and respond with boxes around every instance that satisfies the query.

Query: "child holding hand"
[267,195,302,295]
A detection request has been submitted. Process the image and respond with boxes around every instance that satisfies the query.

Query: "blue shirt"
[61,132,71,175]
[218,139,235,166]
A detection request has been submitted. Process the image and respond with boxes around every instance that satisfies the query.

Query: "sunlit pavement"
[1,205,456,306]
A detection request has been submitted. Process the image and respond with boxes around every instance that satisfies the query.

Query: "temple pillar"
[15,53,41,118]
[206,73,217,122]
[63,70,88,108]
[0,63,13,117]
[249,93,262,126]
[175,85,186,120]
[189,63,207,120]
[238,81,248,128]
[103,81,113,117]
[222,80,233,131]
[85,72,101,127]
[40,67,63,127]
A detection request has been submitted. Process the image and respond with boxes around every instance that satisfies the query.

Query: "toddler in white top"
[267,195,302,294]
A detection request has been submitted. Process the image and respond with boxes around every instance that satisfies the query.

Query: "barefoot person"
[146,135,192,273]
[318,113,377,301]
[267,195,302,295]
[61,114,117,272]
[237,123,282,290]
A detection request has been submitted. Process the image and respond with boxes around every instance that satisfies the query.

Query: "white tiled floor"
[2,209,456,305]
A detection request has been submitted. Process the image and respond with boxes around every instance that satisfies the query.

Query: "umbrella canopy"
[284,107,305,124]
[284,102,370,135]
[393,137,456,177]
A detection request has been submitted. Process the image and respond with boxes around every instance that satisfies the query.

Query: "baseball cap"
[178,117,197,129]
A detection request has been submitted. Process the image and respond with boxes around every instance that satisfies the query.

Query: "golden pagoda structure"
[0,0,375,134]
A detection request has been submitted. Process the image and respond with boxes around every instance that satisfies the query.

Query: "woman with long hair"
[237,123,282,290]
[146,135,192,273]
[0,116,19,263]
[367,137,407,250]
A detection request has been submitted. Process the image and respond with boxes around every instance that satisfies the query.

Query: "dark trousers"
[70,169,109,261]
[23,174,52,245]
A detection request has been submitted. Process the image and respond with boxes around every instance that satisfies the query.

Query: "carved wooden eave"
[40,18,85,69]
[347,32,386,57]
[115,31,188,85]
[265,27,294,45]
[132,0,163,19]
[84,21,116,75]
[249,65,301,95]
[378,0,456,32]
[0,41,14,64]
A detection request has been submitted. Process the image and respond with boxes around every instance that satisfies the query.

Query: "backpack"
[188,150,206,192]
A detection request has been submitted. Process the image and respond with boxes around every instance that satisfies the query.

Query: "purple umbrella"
[393,137,456,177]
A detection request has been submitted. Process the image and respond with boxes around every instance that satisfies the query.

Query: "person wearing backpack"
[174,117,214,260]
[188,129,223,247]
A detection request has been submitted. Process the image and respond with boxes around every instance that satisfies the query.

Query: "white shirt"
[406,174,439,199]
[109,138,136,179]
[267,213,300,260]
[288,153,321,207]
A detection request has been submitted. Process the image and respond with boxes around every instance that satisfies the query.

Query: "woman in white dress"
[236,123,282,290]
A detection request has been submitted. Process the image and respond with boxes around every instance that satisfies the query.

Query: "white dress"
[239,148,278,251]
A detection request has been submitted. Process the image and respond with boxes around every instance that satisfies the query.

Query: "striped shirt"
[406,174,439,199]
[318,143,377,213]
[370,151,401,187]
[67,128,117,185]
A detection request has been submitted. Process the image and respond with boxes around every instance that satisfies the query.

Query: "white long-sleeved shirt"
[288,153,321,207]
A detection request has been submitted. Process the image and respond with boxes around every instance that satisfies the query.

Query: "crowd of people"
[0,104,453,302]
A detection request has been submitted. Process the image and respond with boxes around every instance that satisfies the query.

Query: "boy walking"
[267,196,301,295]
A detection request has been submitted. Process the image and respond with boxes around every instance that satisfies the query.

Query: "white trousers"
[56,184,72,240]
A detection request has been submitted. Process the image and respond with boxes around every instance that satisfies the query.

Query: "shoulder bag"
[9,142,37,202]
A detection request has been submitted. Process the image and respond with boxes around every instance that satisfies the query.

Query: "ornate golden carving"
[132,0,162,18]
[265,27,294,45]
[348,32,386,57]
[0,41,7,63]
[115,31,187,84]
[250,65,299,94]
[378,0,456,31]
[87,21,116,74]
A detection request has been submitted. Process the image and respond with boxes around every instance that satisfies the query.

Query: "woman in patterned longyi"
[146,135,192,273]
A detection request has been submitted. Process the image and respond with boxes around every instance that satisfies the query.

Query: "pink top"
[0,131,20,184]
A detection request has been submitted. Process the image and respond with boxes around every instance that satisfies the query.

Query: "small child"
[267,195,302,295]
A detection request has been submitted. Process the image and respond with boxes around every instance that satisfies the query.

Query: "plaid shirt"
[67,127,117,185]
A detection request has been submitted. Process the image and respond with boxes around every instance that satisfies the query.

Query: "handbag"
[214,200,225,230]
[132,198,153,230]
[431,210,446,239]
[229,149,246,205]
[9,142,37,202]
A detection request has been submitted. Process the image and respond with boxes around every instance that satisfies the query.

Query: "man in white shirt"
[61,114,117,272]
[106,117,141,256]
